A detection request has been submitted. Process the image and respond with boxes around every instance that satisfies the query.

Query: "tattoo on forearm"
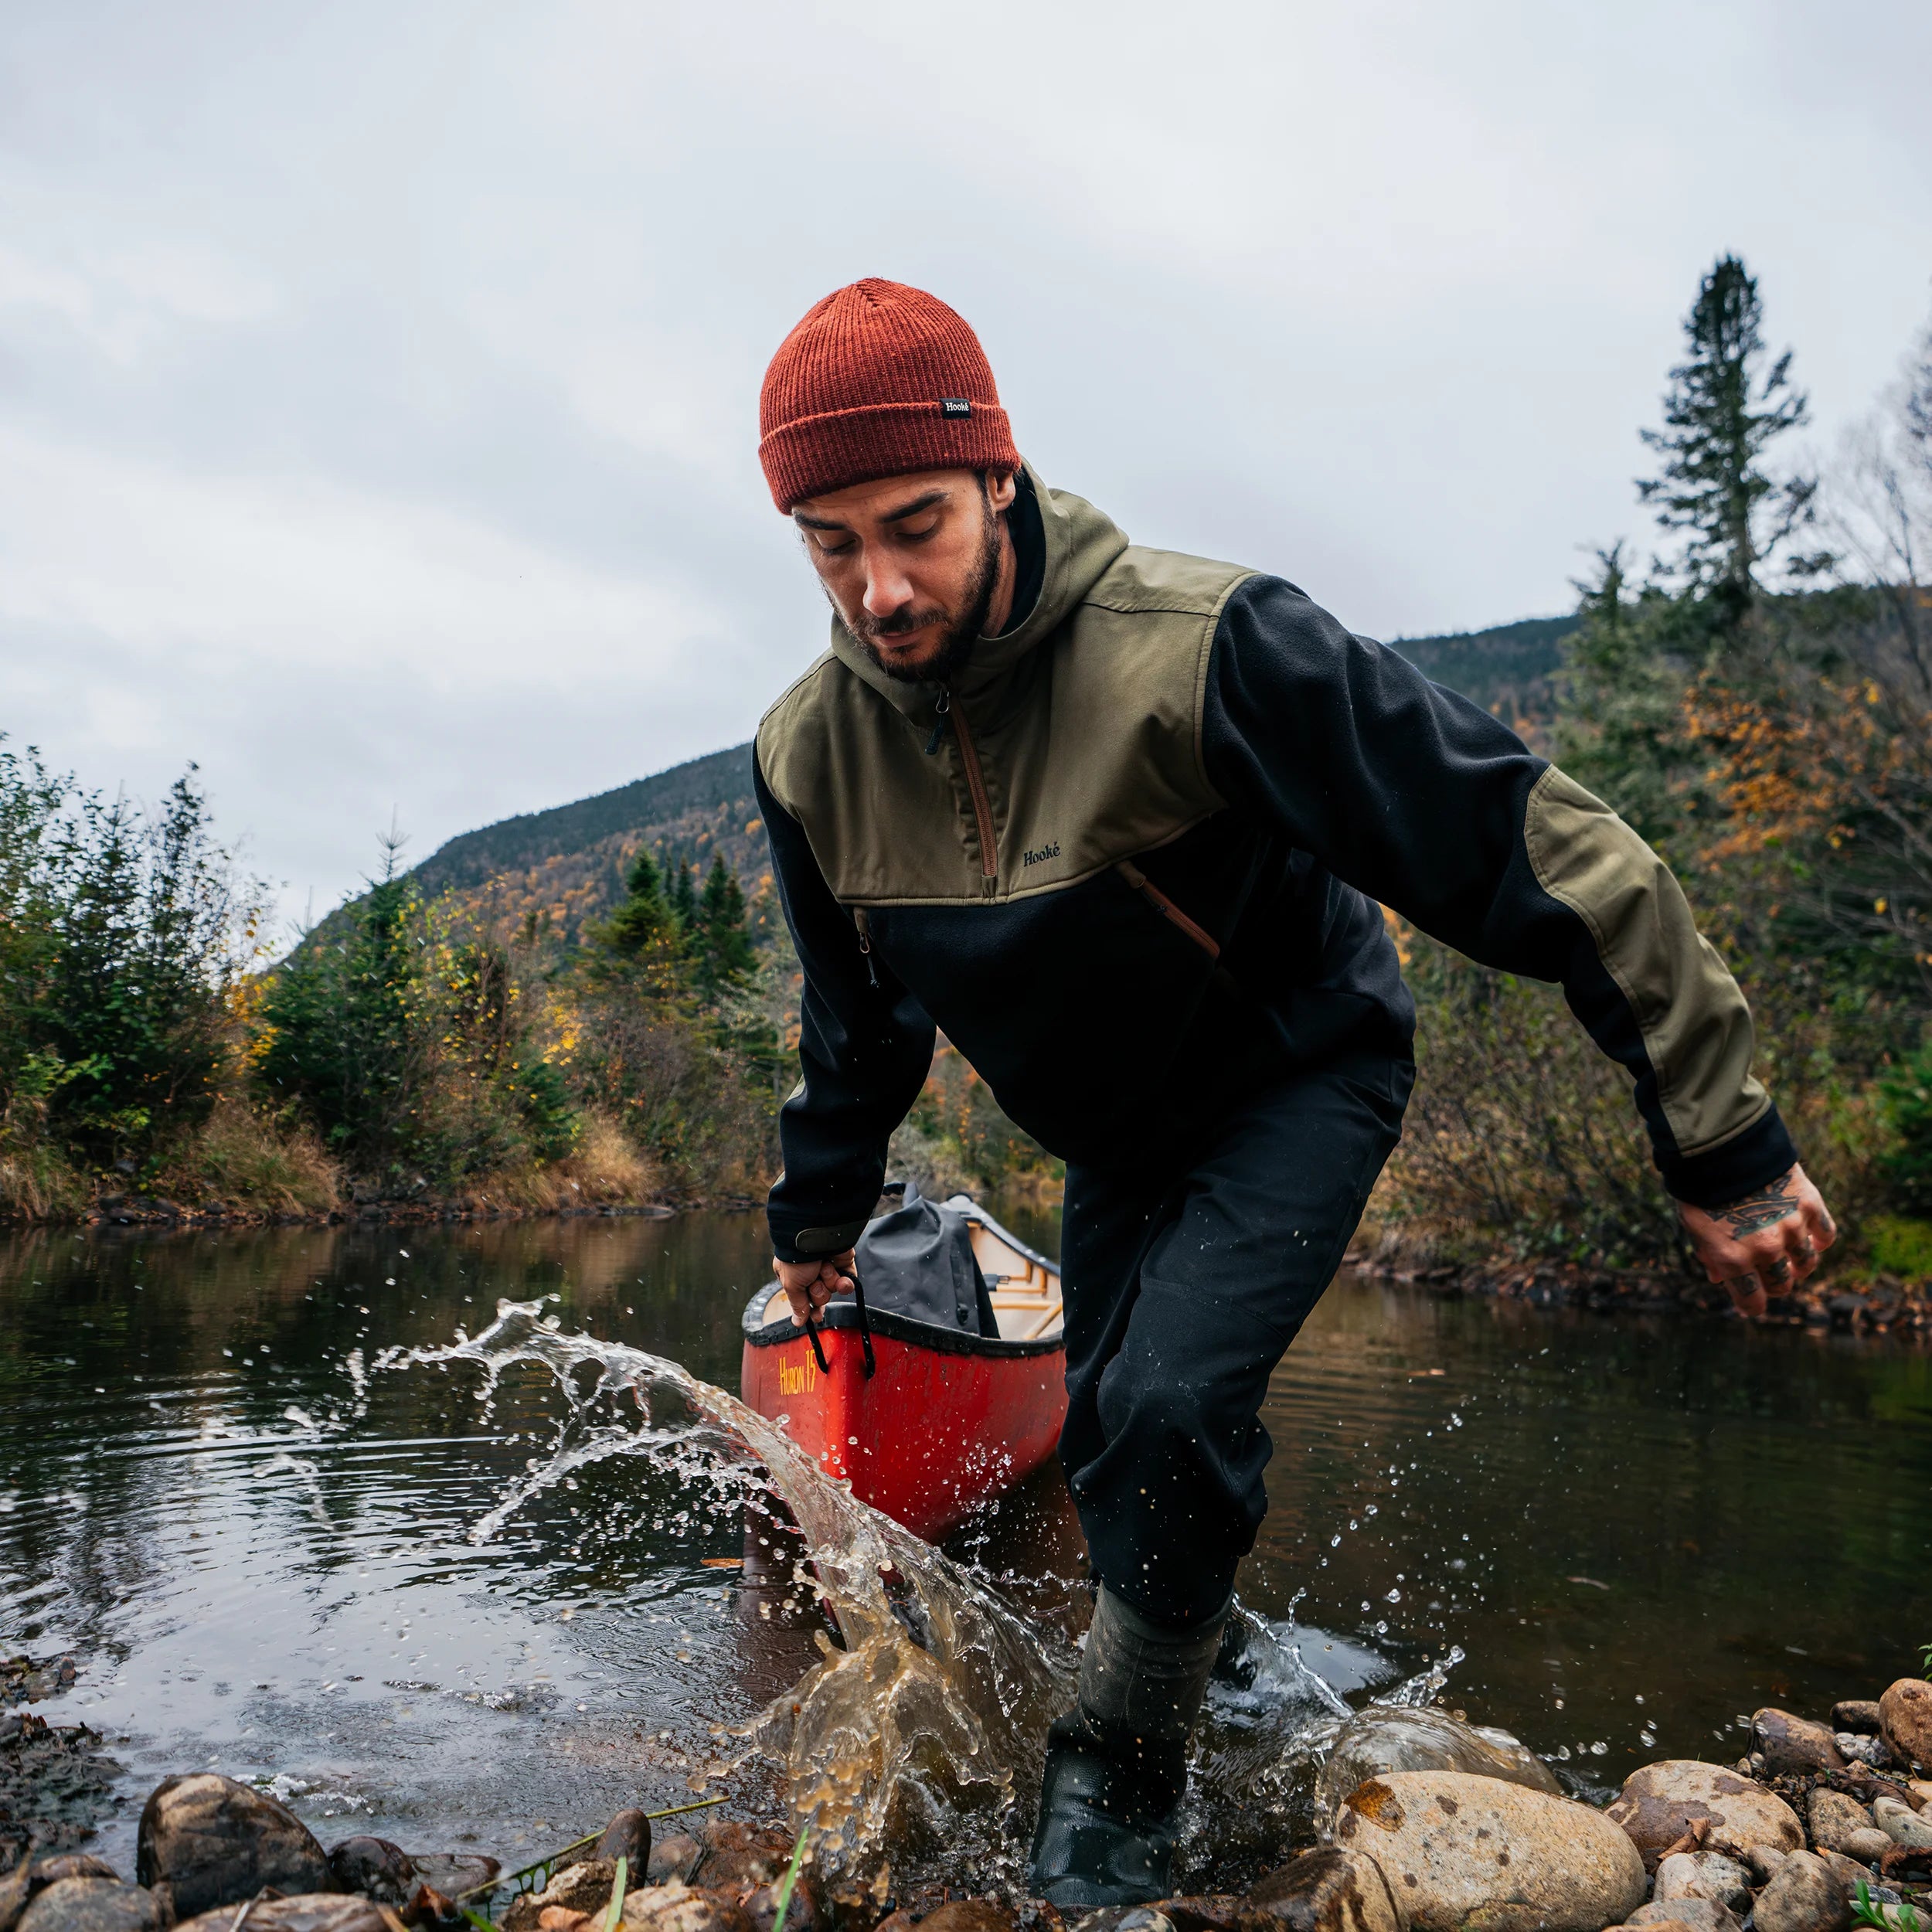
[1713,1169,1800,1237]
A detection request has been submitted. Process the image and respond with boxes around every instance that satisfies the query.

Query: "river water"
[2,1208,1927,1887]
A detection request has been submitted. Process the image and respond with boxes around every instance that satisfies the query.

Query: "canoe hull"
[740,1301,1068,1543]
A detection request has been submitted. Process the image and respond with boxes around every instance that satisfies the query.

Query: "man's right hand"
[774,1250,856,1328]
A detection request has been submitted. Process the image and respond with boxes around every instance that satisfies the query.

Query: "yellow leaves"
[1876,898,1889,916]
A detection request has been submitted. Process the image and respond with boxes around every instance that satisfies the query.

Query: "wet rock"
[1654,1850,1753,1911]
[175,1897,391,1932]
[1148,1897,1242,1932]
[1624,1901,1742,1932]
[1606,1760,1804,1871]
[618,1883,760,1932]
[876,1907,1015,1932]
[1837,1735,1894,1770]
[0,1867,29,1932]
[1236,1849,1403,1932]
[22,1867,117,1890]
[326,1838,417,1905]
[1332,1770,1645,1932]
[1314,1705,1556,1828]
[1753,1851,1851,1932]
[136,1774,332,1921]
[406,1856,498,1899]
[1880,1682,1932,1771]
[1834,1702,1883,1736]
[743,1877,824,1932]
[1873,1797,1932,1851]
[505,1862,621,1932]
[645,1840,701,1887]
[16,1879,165,1932]
[1753,1710,1847,1775]
[689,1827,790,1898]
[597,1814,652,1873]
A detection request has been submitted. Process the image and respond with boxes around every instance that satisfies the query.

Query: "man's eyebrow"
[795,488,951,533]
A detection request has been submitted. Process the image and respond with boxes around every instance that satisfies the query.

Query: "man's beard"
[844,492,1004,685]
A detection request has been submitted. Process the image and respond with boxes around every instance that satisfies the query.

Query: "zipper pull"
[924,689,951,756]
[854,907,880,988]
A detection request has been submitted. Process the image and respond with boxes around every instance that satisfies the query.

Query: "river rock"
[686,1825,790,1897]
[1753,1710,1847,1775]
[743,1878,821,1932]
[1332,1770,1644,1932]
[1236,1850,1403,1932]
[598,1813,652,1872]
[406,1855,498,1897]
[1753,1852,1850,1932]
[620,1883,757,1932]
[875,1907,1014,1932]
[326,1837,417,1904]
[21,1868,117,1890]
[1655,1850,1753,1911]
[1606,1760,1804,1870]
[175,1899,390,1932]
[1315,1706,1557,1828]
[1625,1902,1742,1932]
[1807,1790,1889,1863]
[136,1774,332,1920]
[1873,1797,1932,1850]
[1880,1681,1932,1770]
[16,1880,166,1932]
[1148,1896,1242,1932]
[1815,1851,1877,1893]
[1834,1702,1883,1735]
[645,1838,701,1886]
[505,1862,621,1932]
[1836,1735,1893,1769]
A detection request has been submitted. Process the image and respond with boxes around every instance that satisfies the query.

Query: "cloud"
[0,0,1927,918]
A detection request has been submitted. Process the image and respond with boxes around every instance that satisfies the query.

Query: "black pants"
[1057,1051,1413,1629]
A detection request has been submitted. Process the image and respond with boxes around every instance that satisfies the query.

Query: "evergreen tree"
[695,855,755,997]
[1638,253,1820,638]
[669,859,698,933]
[597,848,677,957]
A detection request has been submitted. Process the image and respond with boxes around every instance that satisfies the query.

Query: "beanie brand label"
[939,397,971,417]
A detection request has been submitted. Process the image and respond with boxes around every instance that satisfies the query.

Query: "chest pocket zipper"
[1115,860,1220,960]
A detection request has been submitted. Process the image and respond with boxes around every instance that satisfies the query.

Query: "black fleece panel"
[755,756,936,1262]
[1201,576,1796,1204]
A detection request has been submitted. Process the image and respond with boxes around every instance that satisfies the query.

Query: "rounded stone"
[1832,1702,1883,1735]
[1315,1706,1557,1829]
[325,1838,417,1906]
[1753,1851,1850,1932]
[1625,1902,1740,1932]
[1605,1760,1804,1870]
[174,1896,391,1932]
[1879,1681,1932,1770]
[135,1774,331,1921]
[1751,1710,1846,1776]
[616,1884,761,1932]
[597,1813,652,1872]
[1808,1790,1877,1857]
[15,1882,164,1932]
[1872,1797,1932,1852]
[1237,1849,1405,1932]
[1332,1769,1645,1932]
[1655,1850,1753,1911]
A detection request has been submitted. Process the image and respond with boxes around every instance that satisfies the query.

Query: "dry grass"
[151,1094,344,1215]
[0,1144,93,1223]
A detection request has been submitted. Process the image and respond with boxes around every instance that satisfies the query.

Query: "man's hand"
[1677,1162,1837,1317]
[774,1249,856,1328]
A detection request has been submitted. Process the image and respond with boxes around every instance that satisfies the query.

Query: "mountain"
[396,615,1576,942]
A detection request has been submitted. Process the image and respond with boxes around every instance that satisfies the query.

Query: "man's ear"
[984,468,1019,514]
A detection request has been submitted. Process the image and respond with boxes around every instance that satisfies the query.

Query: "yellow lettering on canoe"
[777,1351,818,1396]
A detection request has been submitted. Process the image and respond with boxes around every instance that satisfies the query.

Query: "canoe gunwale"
[740,1279,1066,1360]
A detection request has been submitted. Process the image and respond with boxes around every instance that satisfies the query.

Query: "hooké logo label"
[1022,842,1060,867]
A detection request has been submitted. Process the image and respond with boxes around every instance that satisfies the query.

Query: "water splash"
[378,1298,1070,1882]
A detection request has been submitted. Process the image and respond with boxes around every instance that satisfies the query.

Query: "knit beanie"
[759,279,1020,512]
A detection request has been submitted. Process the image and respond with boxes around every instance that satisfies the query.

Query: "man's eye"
[813,532,857,556]
[896,518,940,542]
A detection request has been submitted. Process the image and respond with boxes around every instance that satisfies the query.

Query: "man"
[751,279,1835,1905]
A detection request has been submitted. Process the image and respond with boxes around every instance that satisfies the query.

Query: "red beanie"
[759,279,1020,512]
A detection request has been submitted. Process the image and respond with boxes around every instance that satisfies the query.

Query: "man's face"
[793,467,1016,684]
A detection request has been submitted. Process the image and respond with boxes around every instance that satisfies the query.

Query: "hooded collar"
[824,463,1130,724]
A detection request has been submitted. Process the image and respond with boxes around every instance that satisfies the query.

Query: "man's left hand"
[1677,1162,1837,1317]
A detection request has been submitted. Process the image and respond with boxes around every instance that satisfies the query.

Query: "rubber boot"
[1027,1586,1230,1908]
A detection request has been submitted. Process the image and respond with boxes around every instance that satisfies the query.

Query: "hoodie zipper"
[1116,859,1220,959]
[853,908,880,988]
[942,689,999,880]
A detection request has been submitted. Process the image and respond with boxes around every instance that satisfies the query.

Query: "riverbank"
[5,1659,1929,1932]
[1352,1231,1932,1342]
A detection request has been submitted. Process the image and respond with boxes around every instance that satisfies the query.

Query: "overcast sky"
[2,0,1927,923]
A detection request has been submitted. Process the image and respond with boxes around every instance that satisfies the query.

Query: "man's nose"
[862,549,914,619]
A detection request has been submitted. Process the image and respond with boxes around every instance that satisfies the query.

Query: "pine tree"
[1638,253,1819,638]
[669,859,698,933]
[597,848,677,958]
[695,855,755,998]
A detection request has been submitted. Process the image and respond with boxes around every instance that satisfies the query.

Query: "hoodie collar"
[825,463,1130,723]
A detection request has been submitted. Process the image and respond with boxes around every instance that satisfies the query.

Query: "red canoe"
[740,1197,1066,1543]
